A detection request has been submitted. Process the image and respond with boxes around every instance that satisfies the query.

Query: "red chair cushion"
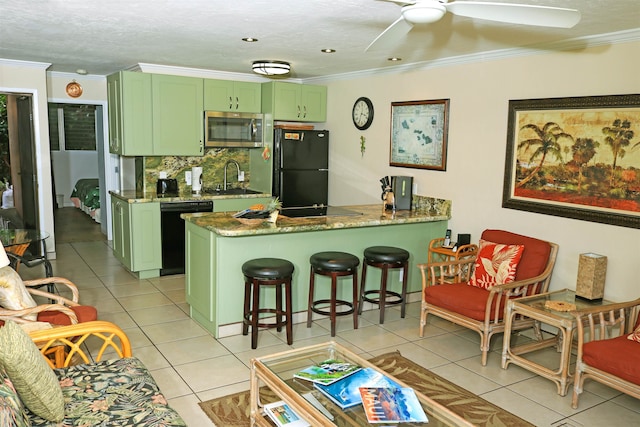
[582,336,640,385]
[424,283,506,321]
[481,230,551,282]
[37,306,97,326]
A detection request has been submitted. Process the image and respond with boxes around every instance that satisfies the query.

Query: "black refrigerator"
[272,128,329,208]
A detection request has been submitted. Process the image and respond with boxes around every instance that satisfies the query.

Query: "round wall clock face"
[352,97,374,130]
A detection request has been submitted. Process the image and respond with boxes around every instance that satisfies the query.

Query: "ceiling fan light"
[402,4,446,24]
[252,60,290,76]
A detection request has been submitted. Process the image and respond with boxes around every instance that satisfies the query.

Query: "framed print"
[390,99,449,171]
[503,94,640,229]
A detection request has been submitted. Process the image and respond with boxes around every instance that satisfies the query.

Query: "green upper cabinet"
[152,74,204,156]
[262,82,327,122]
[107,72,204,156]
[203,79,261,113]
[107,71,153,155]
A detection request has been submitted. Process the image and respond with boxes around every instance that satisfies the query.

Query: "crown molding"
[47,71,105,81]
[0,58,50,70]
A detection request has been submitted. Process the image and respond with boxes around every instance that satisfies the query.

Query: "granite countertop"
[182,199,451,237]
[109,190,271,203]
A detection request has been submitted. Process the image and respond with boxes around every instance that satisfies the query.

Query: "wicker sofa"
[0,320,186,426]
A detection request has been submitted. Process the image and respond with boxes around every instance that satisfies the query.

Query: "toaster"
[156,178,178,195]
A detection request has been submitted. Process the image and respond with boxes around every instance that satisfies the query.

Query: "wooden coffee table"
[501,289,614,396]
[250,341,473,426]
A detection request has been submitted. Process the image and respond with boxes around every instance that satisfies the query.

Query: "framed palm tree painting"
[502,94,640,229]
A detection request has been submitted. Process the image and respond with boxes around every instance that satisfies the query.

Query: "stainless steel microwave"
[204,111,264,148]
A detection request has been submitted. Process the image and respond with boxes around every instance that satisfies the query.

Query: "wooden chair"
[571,298,640,409]
[417,229,558,365]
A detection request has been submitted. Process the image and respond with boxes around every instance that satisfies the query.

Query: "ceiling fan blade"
[366,16,414,52]
[445,1,581,28]
[375,0,416,6]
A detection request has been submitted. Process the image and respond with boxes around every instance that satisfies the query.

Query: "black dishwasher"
[160,200,213,276]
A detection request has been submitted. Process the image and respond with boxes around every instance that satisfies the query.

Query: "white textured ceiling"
[0,0,638,79]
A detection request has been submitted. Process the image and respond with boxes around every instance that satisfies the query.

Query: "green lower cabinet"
[185,220,447,337]
[110,196,162,278]
[213,197,273,213]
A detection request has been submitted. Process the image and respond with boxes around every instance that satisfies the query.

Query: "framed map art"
[390,99,450,171]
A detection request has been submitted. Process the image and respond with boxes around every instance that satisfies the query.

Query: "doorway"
[0,93,39,229]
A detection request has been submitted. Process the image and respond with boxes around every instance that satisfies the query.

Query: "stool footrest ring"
[243,309,288,330]
[361,289,403,306]
[310,299,355,317]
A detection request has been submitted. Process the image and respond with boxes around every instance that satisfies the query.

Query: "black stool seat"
[307,251,360,337]
[359,246,409,324]
[242,258,294,349]
[364,246,410,264]
[242,258,295,279]
[310,251,360,271]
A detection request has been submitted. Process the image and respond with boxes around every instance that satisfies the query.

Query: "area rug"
[199,351,533,427]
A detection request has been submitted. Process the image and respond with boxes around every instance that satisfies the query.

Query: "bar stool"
[307,251,360,337]
[242,258,294,349]
[358,246,409,324]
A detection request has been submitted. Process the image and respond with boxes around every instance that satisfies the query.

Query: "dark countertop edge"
[109,190,271,203]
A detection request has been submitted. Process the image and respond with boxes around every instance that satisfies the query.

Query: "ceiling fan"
[366,0,581,51]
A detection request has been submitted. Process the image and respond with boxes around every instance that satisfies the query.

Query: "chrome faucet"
[223,160,241,190]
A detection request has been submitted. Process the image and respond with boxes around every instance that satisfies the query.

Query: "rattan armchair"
[417,229,558,365]
[0,276,97,326]
[571,298,640,408]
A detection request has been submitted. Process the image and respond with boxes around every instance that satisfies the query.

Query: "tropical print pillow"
[469,239,524,290]
[0,366,31,427]
[628,324,640,343]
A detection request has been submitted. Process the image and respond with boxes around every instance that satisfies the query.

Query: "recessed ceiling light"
[242,37,258,42]
[387,57,402,62]
[321,49,336,53]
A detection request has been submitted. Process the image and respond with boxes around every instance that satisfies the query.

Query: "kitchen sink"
[208,188,263,195]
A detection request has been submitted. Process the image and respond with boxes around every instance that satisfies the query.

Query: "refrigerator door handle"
[319,168,329,171]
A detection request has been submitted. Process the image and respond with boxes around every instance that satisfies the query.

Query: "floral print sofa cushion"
[28,357,186,426]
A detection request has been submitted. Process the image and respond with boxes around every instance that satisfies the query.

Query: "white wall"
[325,40,640,302]
[50,151,99,206]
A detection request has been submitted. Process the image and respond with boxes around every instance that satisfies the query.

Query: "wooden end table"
[250,341,473,426]
[427,237,477,264]
[501,289,614,396]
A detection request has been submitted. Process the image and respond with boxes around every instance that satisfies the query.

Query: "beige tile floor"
[24,240,640,426]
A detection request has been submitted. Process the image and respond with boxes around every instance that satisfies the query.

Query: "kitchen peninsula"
[182,197,451,338]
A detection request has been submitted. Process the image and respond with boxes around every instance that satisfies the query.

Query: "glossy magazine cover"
[359,387,429,423]
[293,359,361,385]
[314,367,401,409]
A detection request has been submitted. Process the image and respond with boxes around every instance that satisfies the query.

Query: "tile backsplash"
[143,148,251,194]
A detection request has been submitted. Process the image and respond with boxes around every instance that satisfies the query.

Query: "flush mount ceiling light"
[252,60,290,76]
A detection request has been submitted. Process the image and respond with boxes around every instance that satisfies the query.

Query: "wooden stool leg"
[276,282,283,332]
[400,262,408,318]
[330,273,338,337]
[307,267,315,328]
[352,270,359,330]
[251,278,260,349]
[242,278,251,336]
[379,265,388,324]
[285,280,293,345]
[358,262,368,315]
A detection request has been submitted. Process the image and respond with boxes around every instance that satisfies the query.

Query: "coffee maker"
[392,176,413,210]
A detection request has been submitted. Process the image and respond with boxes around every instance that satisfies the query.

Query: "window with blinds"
[48,103,97,151]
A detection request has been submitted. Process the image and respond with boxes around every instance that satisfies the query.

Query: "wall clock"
[352,97,374,130]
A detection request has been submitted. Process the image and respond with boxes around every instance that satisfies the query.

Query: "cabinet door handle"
[229,96,233,110]
[297,105,301,118]
[235,96,239,110]
[303,106,307,118]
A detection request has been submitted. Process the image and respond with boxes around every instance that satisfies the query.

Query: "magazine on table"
[314,367,402,409]
[294,359,362,385]
[359,387,429,423]
[263,401,310,427]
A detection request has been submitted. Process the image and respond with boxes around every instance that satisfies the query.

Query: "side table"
[427,237,478,264]
[501,289,614,396]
